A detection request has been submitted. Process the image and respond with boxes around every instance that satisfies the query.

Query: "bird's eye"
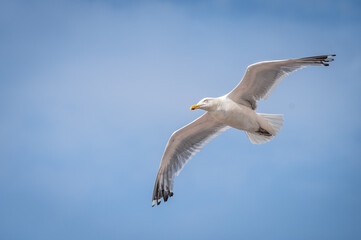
[204,99,208,103]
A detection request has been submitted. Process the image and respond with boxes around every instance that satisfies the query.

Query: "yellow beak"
[190,104,200,110]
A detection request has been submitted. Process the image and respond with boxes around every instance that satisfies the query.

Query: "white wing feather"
[152,113,229,206]
[227,55,335,109]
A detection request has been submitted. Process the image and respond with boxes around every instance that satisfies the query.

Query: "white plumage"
[152,55,335,207]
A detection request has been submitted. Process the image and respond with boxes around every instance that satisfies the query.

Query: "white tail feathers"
[259,113,284,135]
[246,131,273,144]
[246,114,284,144]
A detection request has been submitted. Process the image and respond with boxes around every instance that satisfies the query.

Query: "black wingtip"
[152,191,174,207]
[321,54,336,66]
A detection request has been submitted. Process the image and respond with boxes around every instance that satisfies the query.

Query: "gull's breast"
[210,100,259,131]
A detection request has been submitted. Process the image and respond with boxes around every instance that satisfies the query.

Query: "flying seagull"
[152,55,335,207]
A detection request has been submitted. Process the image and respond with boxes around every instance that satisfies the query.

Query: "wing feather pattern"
[227,55,335,109]
[152,113,229,206]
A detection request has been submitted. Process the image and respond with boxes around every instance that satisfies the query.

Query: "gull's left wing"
[227,55,335,110]
[152,113,229,207]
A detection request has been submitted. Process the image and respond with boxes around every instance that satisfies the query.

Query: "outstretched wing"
[152,113,229,207]
[227,55,336,109]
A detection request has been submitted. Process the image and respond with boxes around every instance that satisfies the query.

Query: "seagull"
[152,55,335,207]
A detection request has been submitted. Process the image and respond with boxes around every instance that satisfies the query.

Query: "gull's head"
[190,97,217,111]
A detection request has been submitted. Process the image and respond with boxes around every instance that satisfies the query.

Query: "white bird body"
[152,55,335,207]
[208,96,262,133]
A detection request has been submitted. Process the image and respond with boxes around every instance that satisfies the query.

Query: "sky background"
[1,0,361,239]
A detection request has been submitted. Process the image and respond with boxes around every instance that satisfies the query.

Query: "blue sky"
[1,0,361,239]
